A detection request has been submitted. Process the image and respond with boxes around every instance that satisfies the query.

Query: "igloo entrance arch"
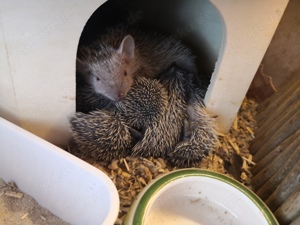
[0,0,288,146]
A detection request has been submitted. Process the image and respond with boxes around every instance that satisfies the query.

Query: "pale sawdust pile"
[0,179,69,225]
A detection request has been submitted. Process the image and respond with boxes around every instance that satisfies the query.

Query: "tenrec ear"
[118,35,135,64]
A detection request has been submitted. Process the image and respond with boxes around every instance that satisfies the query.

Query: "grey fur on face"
[76,82,114,113]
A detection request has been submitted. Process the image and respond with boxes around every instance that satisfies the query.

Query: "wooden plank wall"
[250,76,300,225]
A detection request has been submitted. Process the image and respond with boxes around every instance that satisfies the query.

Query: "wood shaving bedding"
[68,98,258,224]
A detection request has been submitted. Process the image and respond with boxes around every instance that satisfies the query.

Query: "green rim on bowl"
[128,169,278,225]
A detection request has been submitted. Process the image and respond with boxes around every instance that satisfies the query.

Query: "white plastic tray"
[0,117,119,225]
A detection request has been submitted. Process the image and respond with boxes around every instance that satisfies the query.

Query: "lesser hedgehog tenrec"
[131,64,194,158]
[76,25,196,112]
[167,88,218,167]
[115,77,168,131]
[69,110,133,161]
[70,77,168,161]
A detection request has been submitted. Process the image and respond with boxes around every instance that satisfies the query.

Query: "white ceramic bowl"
[125,169,278,225]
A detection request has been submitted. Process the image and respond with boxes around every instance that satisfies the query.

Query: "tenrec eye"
[96,77,100,81]
[124,71,127,76]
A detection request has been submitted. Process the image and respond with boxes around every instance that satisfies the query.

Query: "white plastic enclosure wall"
[0,0,288,146]
[0,117,119,225]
